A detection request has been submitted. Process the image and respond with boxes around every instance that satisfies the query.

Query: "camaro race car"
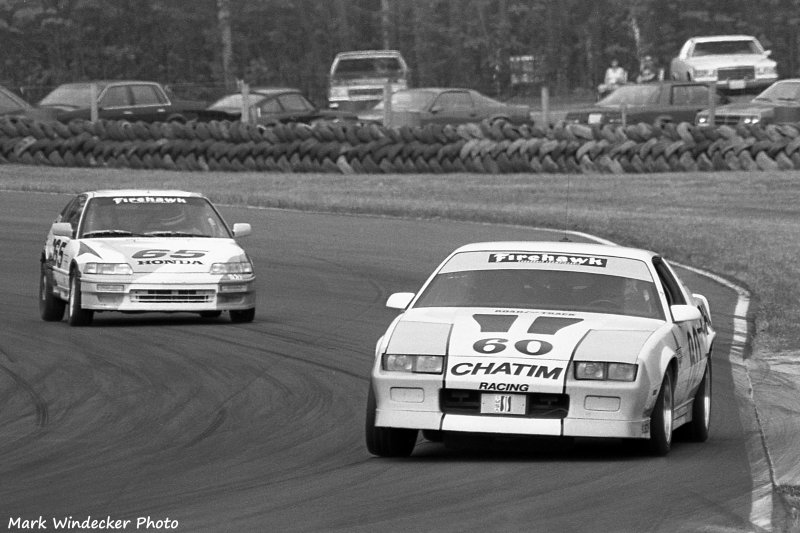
[39,190,256,326]
[366,242,715,457]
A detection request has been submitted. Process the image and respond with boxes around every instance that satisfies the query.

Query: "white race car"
[366,242,715,457]
[39,190,256,326]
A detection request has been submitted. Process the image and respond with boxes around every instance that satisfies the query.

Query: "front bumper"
[77,272,256,312]
[373,369,657,440]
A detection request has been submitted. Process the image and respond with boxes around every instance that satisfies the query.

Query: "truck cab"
[327,50,409,112]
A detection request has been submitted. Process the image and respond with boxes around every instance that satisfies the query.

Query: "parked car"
[696,78,800,126]
[359,88,533,127]
[366,241,715,457]
[0,84,34,117]
[196,87,356,125]
[36,81,206,123]
[328,50,409,112]
[669,35,778,92]
[564,82,727,126]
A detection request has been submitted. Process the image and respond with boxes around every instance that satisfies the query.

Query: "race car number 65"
[473,338,553,356]
[132,249,207,259]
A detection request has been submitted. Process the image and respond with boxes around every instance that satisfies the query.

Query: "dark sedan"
[565,82,727,126]
[36,80,206,123]
[359,88,533,126]
[696,78,800,126]
[197,87,356,124]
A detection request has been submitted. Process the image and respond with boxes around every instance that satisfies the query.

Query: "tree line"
[2,0,799,105]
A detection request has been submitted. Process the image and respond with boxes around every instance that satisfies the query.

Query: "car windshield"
[0,88,30,113]
[79,196,231,238]
[597,85,660,106]
[414,259,663,319]
[385,90,437,111]
[692,40,761,56]
[39,84,97,108]
[209,93,269,110]
[753,81,800,103]
[332,56,405,79]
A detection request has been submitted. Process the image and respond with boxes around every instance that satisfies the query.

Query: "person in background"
[598,59,627,98]
[637,55,659,83]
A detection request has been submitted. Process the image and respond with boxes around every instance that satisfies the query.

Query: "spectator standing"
[598,59,627,98]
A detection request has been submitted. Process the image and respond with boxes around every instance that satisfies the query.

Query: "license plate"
[729,79,746,90]
[480,393,527,415]
[588,113,603,124]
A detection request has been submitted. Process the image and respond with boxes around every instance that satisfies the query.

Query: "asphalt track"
[0,191,786,532]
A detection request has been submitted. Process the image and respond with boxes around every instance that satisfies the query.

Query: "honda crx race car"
[366,242,715,457]
[39,190,256,326]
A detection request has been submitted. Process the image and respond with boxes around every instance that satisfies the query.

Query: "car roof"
[334,50,403,59]
[248,87,302,97]
[82,190,203,199]
[53,81,163,90]
[450,242,658,261]
[689,35,758,43]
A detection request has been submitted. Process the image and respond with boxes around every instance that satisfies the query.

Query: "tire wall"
[2,116,800,174]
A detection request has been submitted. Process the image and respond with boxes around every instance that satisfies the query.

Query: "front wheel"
[647,371,674,456]
[39,263,65,321]
[230,308,255,323]
[67,271,94,326]
[365,386,417,457]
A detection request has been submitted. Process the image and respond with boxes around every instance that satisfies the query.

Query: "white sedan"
[39,190,256,326]
[366,242,715,457]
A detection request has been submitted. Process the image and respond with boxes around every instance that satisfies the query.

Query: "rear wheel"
[39,263,65,321]
[684,358,712,442]
[647,371,674,456]
[67,271,94,327]
[365,386,417,457]
[230,308,255,323]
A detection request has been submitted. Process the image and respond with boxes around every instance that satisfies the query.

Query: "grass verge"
[3,164,799,354]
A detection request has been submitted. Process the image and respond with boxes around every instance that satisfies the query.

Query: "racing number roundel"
[472,338,553,356]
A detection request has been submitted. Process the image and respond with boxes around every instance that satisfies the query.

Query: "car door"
[426,90,477,125]
[275,93,316,123]
[668,84,722,123]
[652,257,704,403]
[97,85,134,121]
[49,195,86,290]
[128,84,171,122]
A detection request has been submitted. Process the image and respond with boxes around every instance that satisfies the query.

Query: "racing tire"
[365,386,417,457]
[39,263,66,321]
[229,308,255,323]
[683,358,712,442]
[647,371,674,456]
[67,271,94,327]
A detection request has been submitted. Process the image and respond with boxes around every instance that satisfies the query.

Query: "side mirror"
[232,223,251,237]
[670,304,702,323]
[764,50,772,57]
[51,222,73,237]
[386,292,415,310]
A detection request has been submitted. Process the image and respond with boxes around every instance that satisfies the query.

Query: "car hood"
[709,100,774,114]
[387,307,660,363]
[77,237,247,273]
[684,55,774,68]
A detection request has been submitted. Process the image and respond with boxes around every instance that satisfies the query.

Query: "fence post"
[621,103,627,128]
[383,81,392,127]
[90,83,98,122]
[541,86,549,127]
[240,82,250,123]
[707,84,716,127]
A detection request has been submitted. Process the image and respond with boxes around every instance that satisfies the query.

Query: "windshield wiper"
[143,231,207,237]
[82,229,134,238]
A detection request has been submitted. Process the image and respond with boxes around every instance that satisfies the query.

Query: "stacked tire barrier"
[2,114,800,173]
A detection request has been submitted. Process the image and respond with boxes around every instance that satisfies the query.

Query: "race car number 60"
[473,338,553,356]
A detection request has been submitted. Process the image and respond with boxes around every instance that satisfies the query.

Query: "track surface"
[0,191,762,532]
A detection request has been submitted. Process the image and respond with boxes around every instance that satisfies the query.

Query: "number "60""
[473,338,553,356]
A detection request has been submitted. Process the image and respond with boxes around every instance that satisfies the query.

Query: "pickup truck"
[36,80,206,123]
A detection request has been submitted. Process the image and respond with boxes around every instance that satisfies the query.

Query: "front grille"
[717,67,754,81]
[130,289,214,303]
[711,115,745,125]
[441,389,569,419]
[348,88,383,98]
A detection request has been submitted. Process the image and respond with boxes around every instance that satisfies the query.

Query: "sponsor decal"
[472,314,518,332]
[488,252,607,267]
[528,316,583,335]
[479,382,530,392]
[451,361,563,380]
[132,249,207,266]
[113,196,187,204]
[77,242,101,259]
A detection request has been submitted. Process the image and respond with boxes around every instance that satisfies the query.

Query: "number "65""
[132,249,207,259]
[473,338,553,356]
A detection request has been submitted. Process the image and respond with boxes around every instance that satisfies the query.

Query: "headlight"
[742,116,760,125]
[84,263,133,275]
[693,68,716,79]
[382,354,444,374]
[696,115,708,125]
[574,362,638,381]
[329,87,348,99]
[210,261,253,275]
[756,65,777,76]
